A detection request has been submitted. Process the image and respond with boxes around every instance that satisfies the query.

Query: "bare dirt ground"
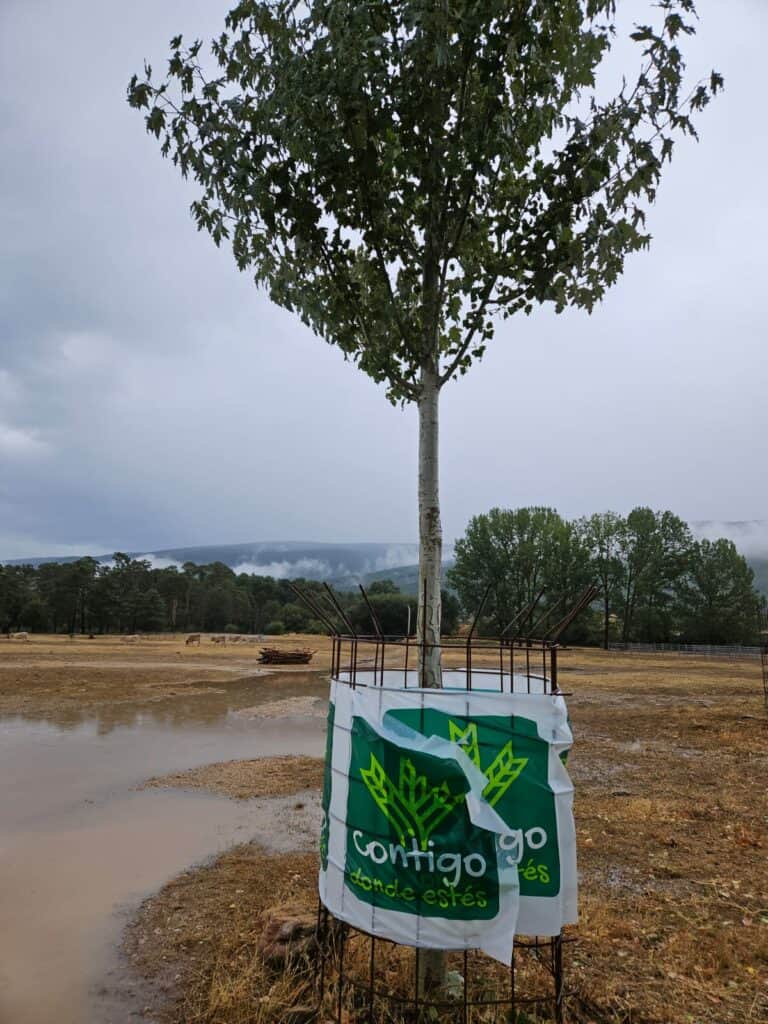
[0,632,331,716]
[2,637,766,1022]
[143,755,326,800]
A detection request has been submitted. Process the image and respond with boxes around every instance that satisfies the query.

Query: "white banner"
[319,678,577,964]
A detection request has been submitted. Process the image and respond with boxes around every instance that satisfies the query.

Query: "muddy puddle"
[0,671,327,1024]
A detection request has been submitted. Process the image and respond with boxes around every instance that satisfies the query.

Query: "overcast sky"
[0,0,765,560]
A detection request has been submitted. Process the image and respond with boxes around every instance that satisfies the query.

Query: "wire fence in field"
[607,641,760,659]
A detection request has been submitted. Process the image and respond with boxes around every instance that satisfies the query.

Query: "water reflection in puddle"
[0,671,328,1024]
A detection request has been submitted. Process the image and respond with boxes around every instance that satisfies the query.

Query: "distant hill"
[361,561,458,595]
[5,521,767,596]
[5,541,424,589]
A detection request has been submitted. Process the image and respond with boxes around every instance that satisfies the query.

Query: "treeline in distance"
[449,507,764,646]
[0,506,763,645]
[0,554,459,638]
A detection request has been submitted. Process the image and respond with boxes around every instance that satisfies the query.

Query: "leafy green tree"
[351,591,413,635]
[23,560,95,634]
[129,0,720,699]
[619,508,692,641]
[440,589,461,636]
[154,566,188,631]
[579,511,626,648]
[135,587,168,632]
[34,562,70,632]
[66,558,100,633]
[675,539,761,644]
[19,595,49,633]
[540,518,594,641]
[0,565,36,632]
[367,579,400,596]
[181,561,202,630]
[449,507,577,634]
[281,601,313,632]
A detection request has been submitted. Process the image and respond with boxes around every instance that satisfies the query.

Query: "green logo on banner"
[345,717,500,919]
[386,709,560,898]
[447,720,528,806]
[360,752,465,849]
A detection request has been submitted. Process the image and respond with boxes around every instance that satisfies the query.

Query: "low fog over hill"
[690,522,768,596]
[690,520,768,556]
[6,541,427,590]
[6,522,767,595]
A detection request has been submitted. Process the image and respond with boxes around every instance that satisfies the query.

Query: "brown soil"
[0,633,331,716]
[143,756,326,800]
[124,845,319,1023]
[5,637,765,1021]
[234,696,328,719]
[122,645,768,1024]
[564,652,768,1023]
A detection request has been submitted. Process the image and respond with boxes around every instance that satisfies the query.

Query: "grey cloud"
[0,0,765,561]
[231,559,336,579]
[691,521,768,557]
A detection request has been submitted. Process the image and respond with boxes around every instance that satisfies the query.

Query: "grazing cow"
[11,631,29,641]
[185,633,201,646]
[211,635,226,644]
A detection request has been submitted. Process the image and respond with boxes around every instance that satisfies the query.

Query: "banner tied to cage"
[319,679,577,965]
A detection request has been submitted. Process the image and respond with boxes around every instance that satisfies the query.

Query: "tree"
[129,7,719,991]
[579,512,625,648]
[108,554,153,633]
[0,565,36,632]
[135,587,168,632]
[350,590,414,635]
[449,507,580,634]
[367,579,400,596]
[450,506,594,638]
[540,517,594,641]
[67,557,99,634]
[676,539,761,644]
[618,507,692,642]
[129,0,720,694]
[154,566,188,631]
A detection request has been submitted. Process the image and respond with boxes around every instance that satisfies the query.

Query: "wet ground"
[0,669,327,1024]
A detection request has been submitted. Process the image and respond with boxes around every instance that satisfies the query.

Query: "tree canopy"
[449,507,764,645]
[128,0,721,403]
[1,518,762,645]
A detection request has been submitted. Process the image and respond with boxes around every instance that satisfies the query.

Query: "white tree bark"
[416,364,446,995]
[417,361,442,686]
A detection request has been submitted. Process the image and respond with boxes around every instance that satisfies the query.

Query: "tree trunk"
[417,360,442,690]
[415,361,446,994]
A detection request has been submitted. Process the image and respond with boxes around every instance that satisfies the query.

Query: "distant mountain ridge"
[5,541,425,590]
[5,521,767,594]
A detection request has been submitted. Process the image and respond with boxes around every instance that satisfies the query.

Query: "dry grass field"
[2,636,766,1022]
[0,632,333,717]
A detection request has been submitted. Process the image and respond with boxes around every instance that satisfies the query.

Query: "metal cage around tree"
[290,582,597,1024]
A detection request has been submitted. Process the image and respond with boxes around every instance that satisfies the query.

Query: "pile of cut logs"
[258,647,316,665]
